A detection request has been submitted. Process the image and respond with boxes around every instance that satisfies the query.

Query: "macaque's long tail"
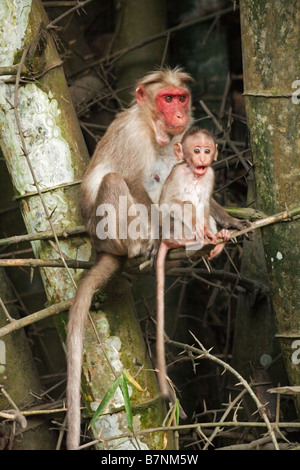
[156,242,170,397]
[66,253,120,450]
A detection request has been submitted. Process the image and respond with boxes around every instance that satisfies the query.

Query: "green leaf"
[89,373,135,434]
[123,370,145,392]
[175,399,180,425]
[89,375,122,428]
[121,374,133,433]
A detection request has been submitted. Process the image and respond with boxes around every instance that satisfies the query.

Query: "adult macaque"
[66,68,249,449]
[156,127,231,397]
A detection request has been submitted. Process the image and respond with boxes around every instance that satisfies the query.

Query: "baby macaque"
[156,127,230,396]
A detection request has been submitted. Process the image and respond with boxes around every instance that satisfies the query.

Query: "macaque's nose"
[171,107,189,130]
[175,109,189,126]
[198,150,208,163]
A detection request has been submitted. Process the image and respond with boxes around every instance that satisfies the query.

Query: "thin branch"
[218,72,231,120]
[227,206,300,240]
[0,258,268,298]
[0,297,15,322]
[47,0,94,28]
[43,2,81,6]
[0,225,86,247]
[165,267,268,294]
[201,388,247,449]
[0,258,92,269]
[213,166,252,194]
[0,64,28,77]
[0,299,71,338]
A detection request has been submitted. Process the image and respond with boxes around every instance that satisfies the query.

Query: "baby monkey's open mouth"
[194,165,207,176]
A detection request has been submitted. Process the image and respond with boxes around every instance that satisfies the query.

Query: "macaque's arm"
[210,198,251,231]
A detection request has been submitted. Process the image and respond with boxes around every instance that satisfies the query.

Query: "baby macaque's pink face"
[182,132,218,177]
[174,131,218,178]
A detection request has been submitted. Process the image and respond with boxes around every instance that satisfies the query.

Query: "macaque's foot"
[207,229,230,259]
[229,218,253,240]
[235,219,249,229]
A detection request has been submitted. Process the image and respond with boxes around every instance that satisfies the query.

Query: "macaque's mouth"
[194,165,207,176]
[167,125,188,134]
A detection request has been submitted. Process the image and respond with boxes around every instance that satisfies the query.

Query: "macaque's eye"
[194,148,200,154]
[179,95,186,102]
[165,95,173,102]
[204,148,211,154]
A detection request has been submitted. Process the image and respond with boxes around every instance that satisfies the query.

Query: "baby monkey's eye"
[194,148,200,154]
[204,148,211,154]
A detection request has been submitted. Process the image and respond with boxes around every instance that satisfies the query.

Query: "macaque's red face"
[135,83,191,145]
[174,132,218,178]
[155,88,190,134]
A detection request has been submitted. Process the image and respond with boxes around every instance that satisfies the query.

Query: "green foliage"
[89,371,144,432]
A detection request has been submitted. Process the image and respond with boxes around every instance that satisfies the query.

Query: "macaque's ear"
[214,144,218,161]
[136,85,147,105]
[174,142,184,161]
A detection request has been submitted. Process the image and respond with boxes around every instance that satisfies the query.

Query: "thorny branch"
[0,205,298,338]
[1,333,295,450]
[170,335,280,449]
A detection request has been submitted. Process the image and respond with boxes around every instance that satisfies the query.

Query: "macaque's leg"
[95,173,152,258]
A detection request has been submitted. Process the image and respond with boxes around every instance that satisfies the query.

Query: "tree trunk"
[232,180,288,419]
[0,268,57,449]
[239,0,300,414]
[0,0,168,449]
[113,0,167,103]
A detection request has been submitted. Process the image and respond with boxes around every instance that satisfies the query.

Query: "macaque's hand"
[216,228,231,242]
[204,228,217,244]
